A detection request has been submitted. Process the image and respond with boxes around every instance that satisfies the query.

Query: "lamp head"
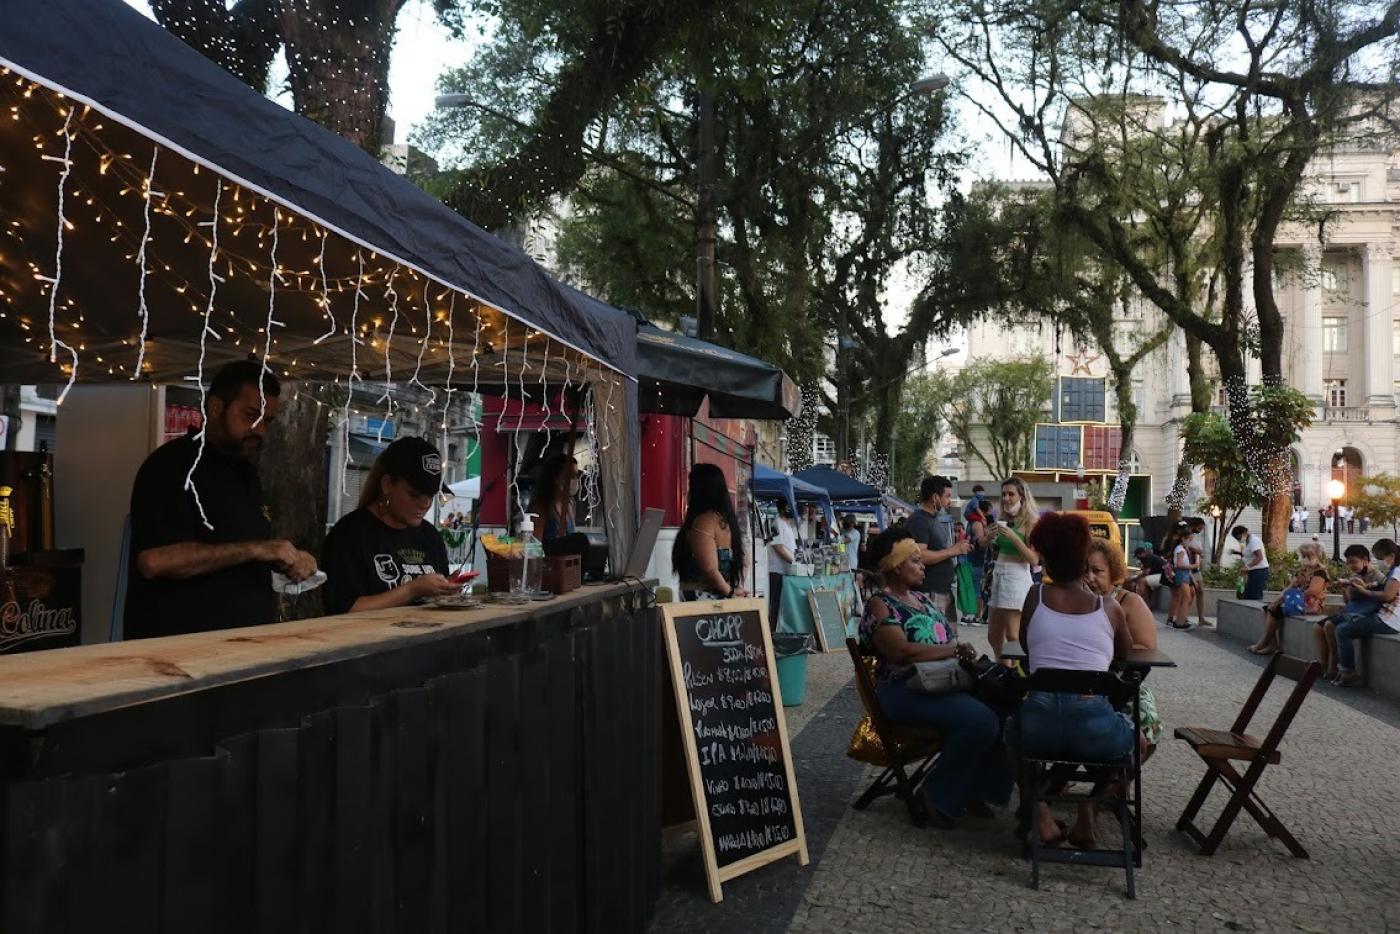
[1327,478,1346,502]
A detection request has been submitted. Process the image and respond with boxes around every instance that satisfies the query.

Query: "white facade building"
[962,133,1400,513]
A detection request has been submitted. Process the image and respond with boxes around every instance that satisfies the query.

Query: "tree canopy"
[928,0,1400,547]
[416,0,966,455]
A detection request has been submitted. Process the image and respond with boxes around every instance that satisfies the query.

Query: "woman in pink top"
[1007,513,1134,849]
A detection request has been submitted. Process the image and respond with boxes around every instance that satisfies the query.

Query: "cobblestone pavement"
[654,620,1400,933]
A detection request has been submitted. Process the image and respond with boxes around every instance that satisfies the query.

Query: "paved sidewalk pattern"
[654,622,1400,933]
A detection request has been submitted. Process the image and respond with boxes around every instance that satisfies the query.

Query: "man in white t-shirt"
[1231,525,1270,600]
[768,500,798,627]
[841,515,861,571]
[1335,538,1400,686]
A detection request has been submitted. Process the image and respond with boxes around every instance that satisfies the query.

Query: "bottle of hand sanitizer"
[513,512,544,597]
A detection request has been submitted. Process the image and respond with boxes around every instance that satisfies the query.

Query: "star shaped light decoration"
[1065,348,1101,375]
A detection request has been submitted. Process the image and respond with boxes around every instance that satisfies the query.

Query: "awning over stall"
[635,322,800,419]
[0,0,637,386]
[794,466,886,529]
[750,464,835,529]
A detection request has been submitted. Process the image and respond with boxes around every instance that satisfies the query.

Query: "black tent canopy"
[560,285,799,420]
[0,0,637,388]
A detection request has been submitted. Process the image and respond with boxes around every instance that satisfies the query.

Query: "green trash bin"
[773,633,814,707]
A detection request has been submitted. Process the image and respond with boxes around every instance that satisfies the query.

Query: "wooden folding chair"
[1174,652,1321,858]
[844,638,941,826]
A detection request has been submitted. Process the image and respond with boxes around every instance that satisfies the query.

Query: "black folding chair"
[1014,667,1143,899]
[845,638,941,826]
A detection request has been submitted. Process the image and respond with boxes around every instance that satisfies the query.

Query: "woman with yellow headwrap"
[858,528,1012,829]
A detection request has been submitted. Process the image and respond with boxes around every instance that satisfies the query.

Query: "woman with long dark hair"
[528,453,578,542]
[672,463,747,601]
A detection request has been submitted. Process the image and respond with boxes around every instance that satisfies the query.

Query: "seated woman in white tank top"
[1006,512,1134,850]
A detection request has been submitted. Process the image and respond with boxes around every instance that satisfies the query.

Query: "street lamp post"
[1327,478,1346,562]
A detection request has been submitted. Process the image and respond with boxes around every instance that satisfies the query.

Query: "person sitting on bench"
[1333,538,1400,687]
[1314,544,1382,682]
[1251,543,1326,655]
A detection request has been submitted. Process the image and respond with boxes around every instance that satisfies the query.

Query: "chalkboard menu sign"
[660,598,808,902]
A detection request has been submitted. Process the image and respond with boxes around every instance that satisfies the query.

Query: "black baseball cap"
[379,437,450,496]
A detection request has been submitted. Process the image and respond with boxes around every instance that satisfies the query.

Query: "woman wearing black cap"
[321,437,460,614]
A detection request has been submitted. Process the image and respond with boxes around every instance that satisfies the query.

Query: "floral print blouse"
[859,589,953,685]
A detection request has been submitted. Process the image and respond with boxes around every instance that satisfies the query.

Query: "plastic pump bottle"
[513,513,544,597]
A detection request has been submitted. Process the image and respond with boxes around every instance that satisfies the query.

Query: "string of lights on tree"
[786,382,820,472]
[1,70,615,532]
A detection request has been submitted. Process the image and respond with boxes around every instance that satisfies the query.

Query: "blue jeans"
[1242,567,1270,601]
[1336,613,1399,671]
[1007,692,1135,763]
[876,679,1013,819]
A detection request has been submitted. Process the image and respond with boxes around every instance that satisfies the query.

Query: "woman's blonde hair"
[1298,542,1322,563]
[1088,538,1127,585]
[1000,477,1039,536]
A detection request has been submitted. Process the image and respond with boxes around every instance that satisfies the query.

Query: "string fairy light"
[441,292,457,433]
[341,251,366,498]
[133,145,159,378]
[408,284,435,406]
[313,229,335,344]
[376,269,399,442]
[581,381,601,523]
[184,178,224,530]
[537,337,553,461]
[600,372,621,533]
[42,108,74,367]
[255,208,284,426]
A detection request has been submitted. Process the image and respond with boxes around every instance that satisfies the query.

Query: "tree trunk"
[1108,377,1135,517]
[278,0,407,153]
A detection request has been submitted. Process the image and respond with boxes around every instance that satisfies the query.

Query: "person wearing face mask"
[985,477,1041,660]
[124,360,318,639]
[321,437,459,615]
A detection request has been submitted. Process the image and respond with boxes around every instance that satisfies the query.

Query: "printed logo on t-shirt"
[373,548,436,590]
[374,554,400,585]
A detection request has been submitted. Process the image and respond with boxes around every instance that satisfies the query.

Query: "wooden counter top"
[0,582,646,731]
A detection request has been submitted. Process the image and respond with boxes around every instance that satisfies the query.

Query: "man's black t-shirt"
[125,435,277,639]
[321,508,450,615]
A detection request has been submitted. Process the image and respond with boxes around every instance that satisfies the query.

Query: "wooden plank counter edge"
[0,582,648,731]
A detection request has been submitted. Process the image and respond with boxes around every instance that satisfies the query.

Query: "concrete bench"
[1216,599,1400,705]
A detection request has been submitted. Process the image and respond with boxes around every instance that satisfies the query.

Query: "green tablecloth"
[777,572,858,638]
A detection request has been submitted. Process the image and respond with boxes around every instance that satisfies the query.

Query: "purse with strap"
[909,658,975,693]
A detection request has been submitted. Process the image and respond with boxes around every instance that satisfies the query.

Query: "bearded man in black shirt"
[124,360,317,639]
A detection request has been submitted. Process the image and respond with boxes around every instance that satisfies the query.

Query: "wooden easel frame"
[659,598,810,903]
[806,588,847,653]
